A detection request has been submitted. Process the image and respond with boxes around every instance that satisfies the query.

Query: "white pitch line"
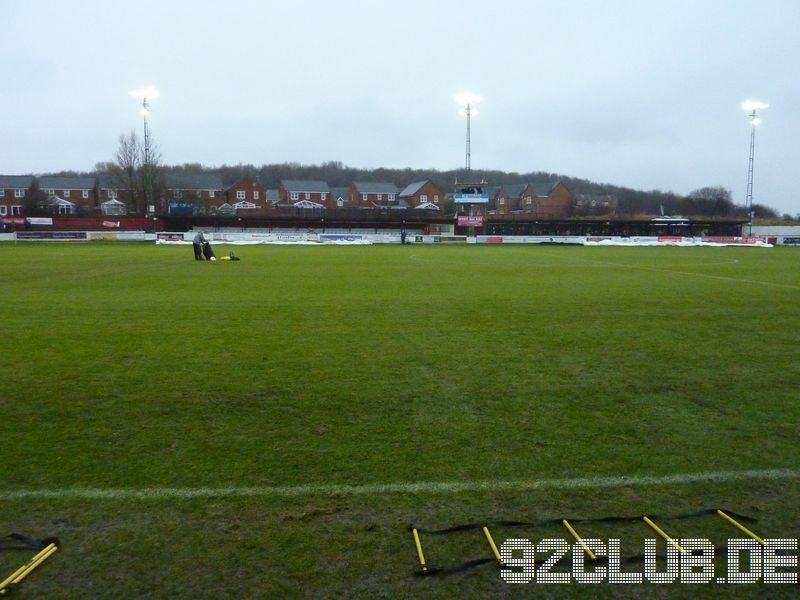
[1,468,798,501]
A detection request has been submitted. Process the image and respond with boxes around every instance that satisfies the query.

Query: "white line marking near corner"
[2,469,798,501]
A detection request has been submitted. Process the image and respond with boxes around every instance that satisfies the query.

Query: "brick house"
[278,180,330,208]
[351,182,400,208]
[517,184,535,211]
[503,183,527,213]
[38,176,97,215]
[398,180,444,210]
[0,175,33,217]
[266,189,280,207]
[225,176,267,212]
[485,185,510,215]
[519,181,574,218]
[97,174,131,215]
[164,173,224,215]
[575,193,619,215]
[329,187,350,208]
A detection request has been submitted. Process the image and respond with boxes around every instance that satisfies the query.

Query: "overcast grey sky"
[2,0,798,213]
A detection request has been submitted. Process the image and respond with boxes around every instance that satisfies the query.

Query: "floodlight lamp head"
[459,106,480,117]
[454,91,483,107]
[129,86,159,100]
[742,100,768,111]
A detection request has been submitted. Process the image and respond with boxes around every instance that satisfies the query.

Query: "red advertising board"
[457,215,484,227]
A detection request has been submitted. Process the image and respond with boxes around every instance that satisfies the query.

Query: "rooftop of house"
[398,180,428,197]
[0,175,35,189]
[38,176,97,190]
[165,173,225,190]
[504,183,528,198]
[281,180,330,193]
[532,182,560,197]
[352,181,399,195]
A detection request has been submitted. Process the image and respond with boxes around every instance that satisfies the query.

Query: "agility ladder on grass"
[0,534,59,595]
[409,508,762,576]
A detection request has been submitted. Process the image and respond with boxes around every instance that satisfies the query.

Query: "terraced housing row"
[0,173,574,219]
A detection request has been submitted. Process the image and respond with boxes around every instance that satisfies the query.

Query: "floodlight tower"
[453,92,489,235]
[455,92,482,173]
[130,86,159,214]
[742,100,768,236]
[465,103,473,171]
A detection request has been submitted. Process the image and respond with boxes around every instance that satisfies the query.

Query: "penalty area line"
[1,468,799,501]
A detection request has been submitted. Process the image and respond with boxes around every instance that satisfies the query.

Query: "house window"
[209,190,215,198]
[0,189,4,197]
[320,193,326,201]
[58,204,74,215]
[236,190,246,200]
[499,198,505,205]
[108,189,117,199]
[253,191,260,200]
[305,192,311,200]
[526,197,532,205]
[388,193,395,201]
[82,190,89,199]
[362,193,368,202]
[11,206,22,215]
[63,190,70,198]
[290,192,299,201]
[420,194,428,202]
[0,206,6,215]
[15,189,24,198]
[175,190,183,199]
[45,189,54,195]
[337,198,344,207]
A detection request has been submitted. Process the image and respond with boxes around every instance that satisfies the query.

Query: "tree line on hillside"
[36,130,793,220]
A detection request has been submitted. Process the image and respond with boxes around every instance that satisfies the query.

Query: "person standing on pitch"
[193,231,207,260]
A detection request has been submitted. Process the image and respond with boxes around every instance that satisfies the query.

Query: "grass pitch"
[1,242,799,597]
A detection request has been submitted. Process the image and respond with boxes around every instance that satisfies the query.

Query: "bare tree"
[107,130,144,214]
[687,186,736,216]
[106,130,164,215]
[688,186,733,203]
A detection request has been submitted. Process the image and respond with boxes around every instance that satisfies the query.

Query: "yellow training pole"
[643,516,684,554]
[482,526,501,562]
[0,561,30,594]
[411,528,428,573]
[10,544,58,586]
[717,510,765,545]
[563,520,597,561]
[0,543,58,594]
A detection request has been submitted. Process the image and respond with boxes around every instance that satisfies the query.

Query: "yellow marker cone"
[717,510,765,545]
[563,520,597,561]
[643,516,685,554]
